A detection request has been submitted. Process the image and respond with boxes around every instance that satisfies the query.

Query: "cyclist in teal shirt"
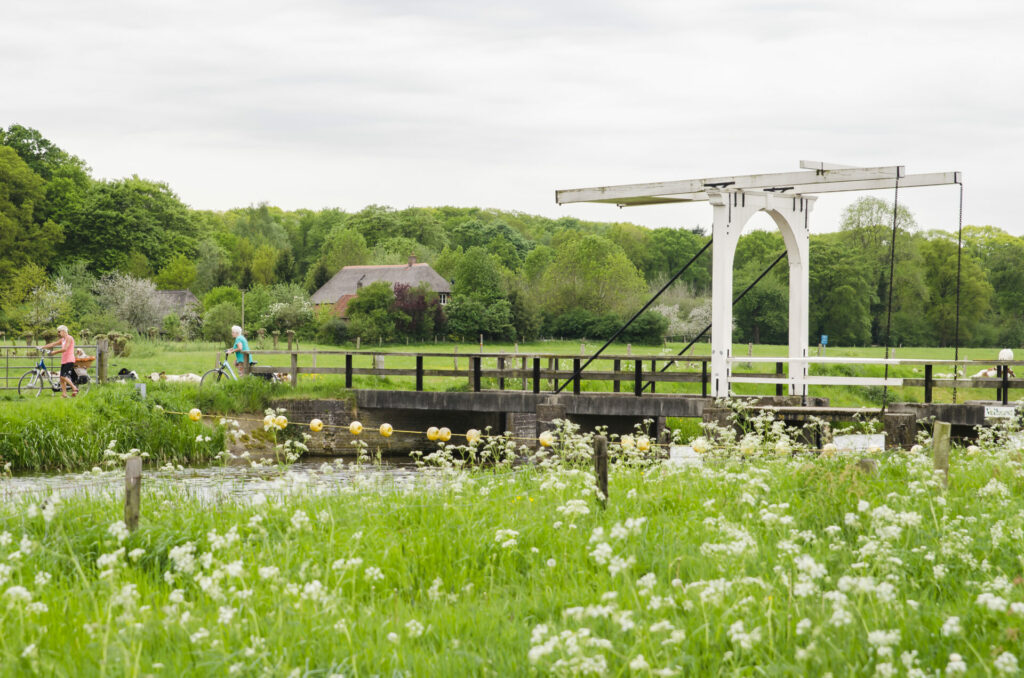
[227,325,250,375]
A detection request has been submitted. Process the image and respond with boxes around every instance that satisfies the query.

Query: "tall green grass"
[0,388,225,473]
[1,433,1023,675]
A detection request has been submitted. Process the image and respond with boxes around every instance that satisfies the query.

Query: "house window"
[439,293,450,306]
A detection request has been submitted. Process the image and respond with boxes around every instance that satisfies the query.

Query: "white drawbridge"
[556,161,960,397]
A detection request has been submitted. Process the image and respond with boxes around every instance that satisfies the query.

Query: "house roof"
[155,290,200,311]
[311,263,452,304]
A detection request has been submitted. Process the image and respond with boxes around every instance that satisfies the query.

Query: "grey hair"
[57,325,68,333]
[231,325,243,336]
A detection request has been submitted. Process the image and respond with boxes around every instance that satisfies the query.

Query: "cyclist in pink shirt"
[40,324,79,397]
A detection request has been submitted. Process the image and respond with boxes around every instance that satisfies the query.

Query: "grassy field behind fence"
[2,427,1024,676]
[80,339,1022,407]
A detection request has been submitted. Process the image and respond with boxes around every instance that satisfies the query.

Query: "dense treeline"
[1,124,1021,348]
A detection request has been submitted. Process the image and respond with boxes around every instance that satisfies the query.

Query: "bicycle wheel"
[200,369,224,387]
[18,370,43,397]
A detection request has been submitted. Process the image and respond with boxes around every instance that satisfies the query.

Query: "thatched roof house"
[311,255,452,318]
[155,290,201,315]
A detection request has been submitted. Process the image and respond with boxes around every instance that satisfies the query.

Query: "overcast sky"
[3,0,1022,236]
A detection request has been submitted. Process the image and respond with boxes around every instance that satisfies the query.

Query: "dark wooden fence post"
[924,364,933,403]
[775,362,784,396]
[125,456,142,532]
[650,359,657,393]
[634,360,643,397]
[613,359,621,393]
[701,360,708,397]
[1002,365,1010,405]
[573,358,581,395]
[498,356,505,391]
[416,355,423,391]
[473,356,481,392]
[290,352,298,387]
[345,353,353,389]
[533,358,541,394]
[593,435,608,508]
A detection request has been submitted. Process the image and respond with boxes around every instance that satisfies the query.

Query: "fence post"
[701,360,708,397]
[1002,365,1010,405]
[650,359,656,394]
[473,356,481,392]
[345,353,353,389]
[775,362,784,397]
[125,456,142,532]
[453,345,458,370]
[549,358,557,390]
[924,364,933,403]
[533,357,541,394]
[96,337,109,384]
[521,355,528,390]
[572,358,581,395]
[416,355,423,392]
[613,359,621,393]
[290,352,298,388]
[593,435,608,508]
[932,420,950,488]
[498,356,505,391]
[634,360,643,397]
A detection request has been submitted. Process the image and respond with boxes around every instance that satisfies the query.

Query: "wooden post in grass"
[932,420,950,488]
[290,352,298,388]
[96,337,109,384]
[593,435,608,508]
[125,456,142,532]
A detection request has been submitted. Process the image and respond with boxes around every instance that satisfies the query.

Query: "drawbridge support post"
[708,189,814,398]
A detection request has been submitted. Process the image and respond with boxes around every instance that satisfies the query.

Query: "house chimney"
[356,274,365,290]
[408,253,417,267]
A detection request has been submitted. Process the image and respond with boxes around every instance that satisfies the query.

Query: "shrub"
[202,302,241,344]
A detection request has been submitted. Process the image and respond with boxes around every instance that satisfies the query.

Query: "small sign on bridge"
[985,406,1018,421]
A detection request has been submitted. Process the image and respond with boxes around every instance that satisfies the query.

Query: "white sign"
[985,406,1018,420]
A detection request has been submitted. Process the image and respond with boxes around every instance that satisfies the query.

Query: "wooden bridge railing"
[240,349,1024,405]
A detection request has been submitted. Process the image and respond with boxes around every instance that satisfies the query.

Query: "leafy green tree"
[250,245,279,285]
[537,235,646,317]
[808,239,874,345]
[0,147,63,285]
[122,252,154,279]
[920,235,992,346]
[65,176,197,272]
[322,228,370,273]
[432,246,464,281]
[452,247,507,302]
[154,253,198,290]
[445,296,514,341]
[202,301,241,344]
[346,281,407,343]
[193,240,231,294]
[203,286,242,311]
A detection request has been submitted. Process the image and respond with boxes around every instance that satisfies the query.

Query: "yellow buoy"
[188,408,202,422]
[349,421,363,435]
[379,423,393,437]
[438,427,452,442]
[309,418,324,433]
[466,428,481,443]
[427,426,440,441]
[538,431,554,448]
[274,415,288,429]
[620,434,635,449]
[263,414,275,428]
[637,436,650,452]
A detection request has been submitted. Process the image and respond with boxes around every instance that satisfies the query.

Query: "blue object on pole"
[821,335,828,346]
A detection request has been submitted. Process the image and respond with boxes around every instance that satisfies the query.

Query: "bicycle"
[18,349,91,398]
[201,352,281,387]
